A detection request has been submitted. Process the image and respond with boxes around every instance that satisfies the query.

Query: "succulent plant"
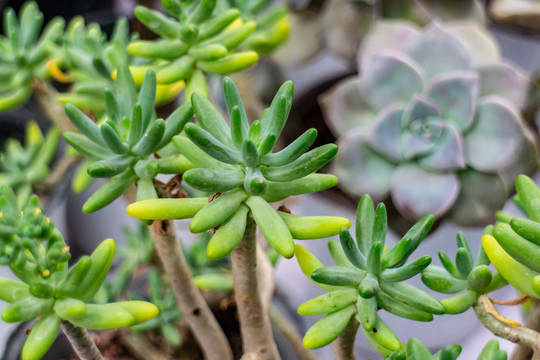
[215,0,290,54]
[0,189,158,360]
[295,194,443,354]
[483,175,540,298]
[128,0,260,96]
[320,20,538,227]
[0,121,59,207]
[127,77,349,259]
[0,1,65,111]
[63,67,195,213]
[421,231,506,314]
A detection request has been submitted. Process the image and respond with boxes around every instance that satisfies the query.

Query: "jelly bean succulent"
[0,188,158,360]
[421,231,506,314]
[0,2,64,111]
[320,20,538,227]
[63,67,194,213]
[127,77,349,259]
[0,121,59,207]
[482,175,540,298]
[215,0,290,54]
[129,0,259,94]
[385,338,507,360]
[295,194,443,354]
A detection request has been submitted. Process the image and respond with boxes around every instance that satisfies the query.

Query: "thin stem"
[149,220,233,360]
[61,320,104,360]
[37,155,80,191]
[269,303,322,360]
[474,295,540,359]
[256,242,275,310]
[511,300,540,360]
[33,81,77,133]
[119,329,169,360]
[332,317,359,360]
[231,215,280,360]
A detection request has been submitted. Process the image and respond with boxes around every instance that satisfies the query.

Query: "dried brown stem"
[269,303,322,360]
[332,317,359,360]
[474,295,540,360]
[61,320,104,360]
[231,215,280,360]
[150,220,233,360]
[491,295,531,306]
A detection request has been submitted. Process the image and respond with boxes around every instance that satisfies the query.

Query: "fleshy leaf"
[360,52,424,111]
[426,71,478,131]
[405,22,471,80]
[464,97,526,172]
[319,76,376,138]
[446,23,499,67]
[446,170,507,226]
[419,124,466,171]
[401,131,436,160]
[366,105,404,161]
[391,164,460,221]
[333,131,394,201]
[477,62,527,108]
[359,21,420,70]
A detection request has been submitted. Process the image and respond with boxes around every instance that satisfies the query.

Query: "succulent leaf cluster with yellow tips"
[127,76,349,259]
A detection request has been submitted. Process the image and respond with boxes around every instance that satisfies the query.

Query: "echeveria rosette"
[421,231,507,315]
[0,2,64,111]
[63,67,195,213]
[0,121,59,207]
[128,0,259,95]
[295,194,444,355]
[320,20,538,227]
[127,77,349,259]
[215,0,290,54]
[482,175,540,298]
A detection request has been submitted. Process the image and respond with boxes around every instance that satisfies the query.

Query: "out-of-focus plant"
[0,187,158,360]
[127,76,349,359]
[63,67,194,213]
[0,2,64,111]
[129,0,262,97]
[0,122,59,207]
[490,0,540,33]
[295,194,441,355]
[321,20,538,229]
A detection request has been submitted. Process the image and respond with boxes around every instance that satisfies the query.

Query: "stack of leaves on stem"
[127,77,350,359]
[483,175,540,299]
[63,66,194,213]
[0,2,65,111]
[0,187,158,360]
[320,19,538,229]
[129,0,268,98]
[0,121,59,207]
[295,194,442,355]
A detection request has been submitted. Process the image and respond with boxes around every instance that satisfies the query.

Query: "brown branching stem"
[33,81,77,133]
[149,220,233,360]
[119,330,169,360]
[269,303,322,360]
[332,317,359,360]
[231,215,280,360]
[474,295,540,360]
[512,300,540,360]
[61,320,104,360]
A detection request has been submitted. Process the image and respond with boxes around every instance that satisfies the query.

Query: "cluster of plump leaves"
[127,77,349,260]
[384,338,507,360]
[0,2,64,111]
[0,190,158,360]
[0,122,59,207]
[63,67,194,213]
[215,0,290,54]
[129,0,261,95]
[421,232,507,315]
[295,194,443,354]
[481,175,540,298]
